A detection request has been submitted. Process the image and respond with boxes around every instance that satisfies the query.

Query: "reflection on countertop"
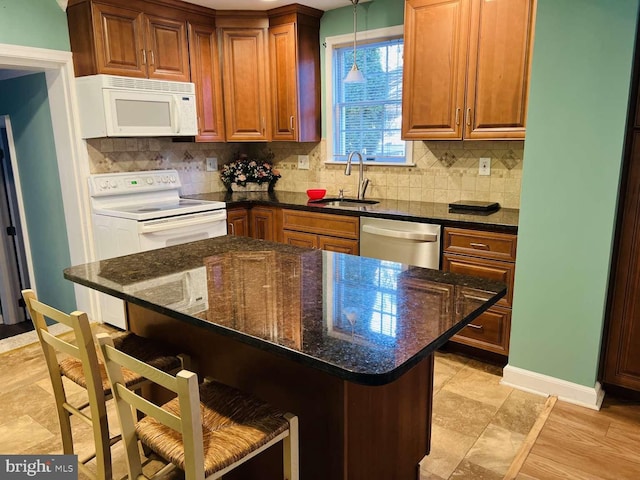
[185,190,519,233]
[64,236,506,385]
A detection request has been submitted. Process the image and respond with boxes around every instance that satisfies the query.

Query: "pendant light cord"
[352,0,359,62]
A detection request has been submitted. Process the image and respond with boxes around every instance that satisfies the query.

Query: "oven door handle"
[139,211,226,234]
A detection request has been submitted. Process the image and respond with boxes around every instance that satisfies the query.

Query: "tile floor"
[420,351,547,480]
[0,327,547,480]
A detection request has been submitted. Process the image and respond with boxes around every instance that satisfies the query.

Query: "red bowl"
[306,189,326,200]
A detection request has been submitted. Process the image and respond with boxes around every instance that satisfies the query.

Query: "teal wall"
[0,74,76,313]
[510,0,639,387]
[0,0,70,51]
[319,0,404,137]
[0,0,75,312]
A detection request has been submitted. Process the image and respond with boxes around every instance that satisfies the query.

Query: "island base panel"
[127,303,433,480]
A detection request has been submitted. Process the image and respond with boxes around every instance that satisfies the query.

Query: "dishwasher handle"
[362,224,438,242]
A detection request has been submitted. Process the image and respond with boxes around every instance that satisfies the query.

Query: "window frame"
[324,25,413,167]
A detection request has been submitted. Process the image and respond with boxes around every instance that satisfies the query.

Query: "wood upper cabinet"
[67,0,190,81]
[218,15,271,142]
[402,0,536,140]
[188,22,225,142]
[268,5,322,142]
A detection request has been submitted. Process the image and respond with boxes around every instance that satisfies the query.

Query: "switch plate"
[298,155,310,170]
[206,157,218,172]
[479,157,491,176]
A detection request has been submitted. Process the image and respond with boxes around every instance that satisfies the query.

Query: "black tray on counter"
[448,200,501,214]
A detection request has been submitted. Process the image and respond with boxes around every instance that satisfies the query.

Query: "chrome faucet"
[345,151,370,200]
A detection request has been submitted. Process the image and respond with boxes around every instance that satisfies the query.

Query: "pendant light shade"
[344,0,365,84]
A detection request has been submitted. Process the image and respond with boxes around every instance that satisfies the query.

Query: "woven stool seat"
[97,332,299,480]
[137,380,290,476]
[60,332,182,395]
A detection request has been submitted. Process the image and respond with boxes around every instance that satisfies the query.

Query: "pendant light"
[344,0,365,83]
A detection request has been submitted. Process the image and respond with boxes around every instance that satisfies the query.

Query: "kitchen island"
[64,236,506,480]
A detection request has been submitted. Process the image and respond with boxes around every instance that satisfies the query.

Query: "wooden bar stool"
[22,289,189,480]
[97,332,299,480]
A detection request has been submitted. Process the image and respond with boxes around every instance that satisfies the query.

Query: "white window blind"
[332,36,406,164]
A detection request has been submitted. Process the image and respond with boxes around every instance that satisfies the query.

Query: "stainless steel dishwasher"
[360,217,441,269]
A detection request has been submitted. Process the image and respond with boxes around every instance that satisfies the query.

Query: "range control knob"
[169,175,176,183]
[146,177,154,185]
[162,176,169,183]
[100,180,108,190]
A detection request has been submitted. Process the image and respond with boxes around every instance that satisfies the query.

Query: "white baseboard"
[501,364,605,410]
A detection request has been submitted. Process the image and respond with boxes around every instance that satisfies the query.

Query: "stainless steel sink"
[309,198,379,206]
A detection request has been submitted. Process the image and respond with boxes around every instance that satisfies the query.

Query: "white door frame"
[0,43,96,317]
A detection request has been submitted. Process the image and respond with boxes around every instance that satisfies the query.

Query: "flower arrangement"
[220,151,281,191]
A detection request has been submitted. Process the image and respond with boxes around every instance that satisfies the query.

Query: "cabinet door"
[250,206,278,241]
[604,131,640,391]
[144,15,190,82]
[221,28,271,141]
[402,0,470,140]
[464,0,536,139]
[283,230,318,249]
[319,236,359,255]
[227,208,250,237]
[189,23,225,142]
[269,23,298,141]
[91,3,147,77]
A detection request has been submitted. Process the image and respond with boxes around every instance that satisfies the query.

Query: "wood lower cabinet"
[250,206,280,242]
[402,0,536,140]
[67,0,195,81]
[226,207,250,237]
[268,5,322,142]
[188,22,225,142]
[282,209,359,255]
[442,227,517,355]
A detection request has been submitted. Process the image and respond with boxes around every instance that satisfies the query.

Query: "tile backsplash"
[86,138,524,208]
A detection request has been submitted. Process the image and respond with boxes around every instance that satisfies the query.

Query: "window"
[326,26,411,165]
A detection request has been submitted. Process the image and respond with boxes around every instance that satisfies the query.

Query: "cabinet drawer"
[282,209,359,239]
[452,306,511,355]
[442,253,514,307]
[444,228,517,262]
[283,230,317,249]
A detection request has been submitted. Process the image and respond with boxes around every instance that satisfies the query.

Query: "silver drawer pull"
[466,323,483,330]
[469,242,489,250]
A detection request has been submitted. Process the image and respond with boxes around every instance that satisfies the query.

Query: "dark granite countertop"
[64,236,506,385]
[185,191,519,233]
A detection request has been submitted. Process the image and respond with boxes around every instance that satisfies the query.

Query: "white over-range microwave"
[75,74,198,138]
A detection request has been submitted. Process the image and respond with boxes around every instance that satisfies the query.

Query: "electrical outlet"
[206,157,218,172]
[298,155,310,170]
[479,157,491,176]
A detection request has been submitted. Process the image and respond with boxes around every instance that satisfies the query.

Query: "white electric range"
[89,169,226,328]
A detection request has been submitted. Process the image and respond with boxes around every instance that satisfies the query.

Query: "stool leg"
[283,413,299,480]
